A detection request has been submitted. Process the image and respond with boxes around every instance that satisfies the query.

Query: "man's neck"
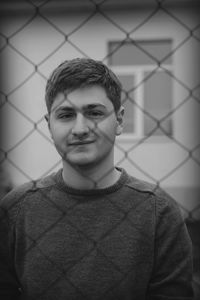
[62,161,121,190]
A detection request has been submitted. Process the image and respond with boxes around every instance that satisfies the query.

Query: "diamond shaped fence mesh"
[0,0,200,299]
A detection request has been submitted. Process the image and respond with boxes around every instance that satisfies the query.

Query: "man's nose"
[71,113,90,137]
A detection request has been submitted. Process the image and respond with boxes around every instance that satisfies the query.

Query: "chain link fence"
[0,0,200,298]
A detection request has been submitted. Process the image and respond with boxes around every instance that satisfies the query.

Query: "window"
[108,40,173,138]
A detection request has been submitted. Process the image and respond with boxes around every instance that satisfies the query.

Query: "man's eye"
[58,113,75,119]
[86,111,104,118]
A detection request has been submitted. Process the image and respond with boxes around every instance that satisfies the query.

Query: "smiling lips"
[68,140,95,146]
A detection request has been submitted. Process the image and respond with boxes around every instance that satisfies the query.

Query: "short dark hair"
[45,58,122,113]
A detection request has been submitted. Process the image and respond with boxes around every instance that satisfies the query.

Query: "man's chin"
[62,154,96,168]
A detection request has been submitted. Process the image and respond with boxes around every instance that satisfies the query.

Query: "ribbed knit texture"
[0,168,193,300]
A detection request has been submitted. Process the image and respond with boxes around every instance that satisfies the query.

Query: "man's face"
[48,85,123,169]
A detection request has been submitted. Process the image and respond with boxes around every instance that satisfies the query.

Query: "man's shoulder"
[0,171,58,210]
[125,172,177,206]
[124,172,181,217]
[125,173,162,197]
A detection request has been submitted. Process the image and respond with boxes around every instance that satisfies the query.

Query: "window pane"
[109,40,172,66]
[117,75,135,133]
[143,71,173,136]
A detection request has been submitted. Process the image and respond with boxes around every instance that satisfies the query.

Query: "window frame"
[108,40,174,142]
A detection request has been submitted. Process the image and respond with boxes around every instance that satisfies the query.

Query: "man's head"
[45,58,124,171]
[45,58,122,115]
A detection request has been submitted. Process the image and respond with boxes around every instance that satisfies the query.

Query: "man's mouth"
[68,140,95,146]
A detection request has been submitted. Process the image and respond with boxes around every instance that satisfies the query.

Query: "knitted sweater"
[0,168,193,300]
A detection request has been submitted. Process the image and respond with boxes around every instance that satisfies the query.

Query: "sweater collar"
[55,167,128,196]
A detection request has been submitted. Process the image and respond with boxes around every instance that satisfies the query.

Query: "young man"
[0,58,193,299]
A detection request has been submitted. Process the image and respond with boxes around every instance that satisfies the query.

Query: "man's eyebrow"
[53,106,75,114]
[84,104,106,110]
[53,103,107,113]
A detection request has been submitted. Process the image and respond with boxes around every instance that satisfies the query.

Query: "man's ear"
[45,114,52,136]
[45,114,53,140]
[45,113,50,126]
[116,106,124,136]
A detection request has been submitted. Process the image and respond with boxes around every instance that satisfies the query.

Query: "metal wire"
[0,0,199,298]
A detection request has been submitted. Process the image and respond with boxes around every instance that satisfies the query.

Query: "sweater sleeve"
[0,192,22,300]
[147,190,194,300]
